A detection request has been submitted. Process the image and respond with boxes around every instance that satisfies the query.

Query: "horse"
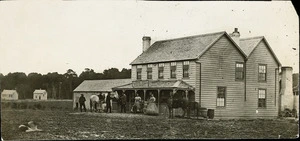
[102,92,120,112]
[90,94,105,112]
[167,94,199,119]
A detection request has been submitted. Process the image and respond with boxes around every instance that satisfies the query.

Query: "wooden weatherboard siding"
[131,65,137,80]
[244,40,279,118]
[131,61,197,87]
[195,62,201,103]
[198,35,245,118]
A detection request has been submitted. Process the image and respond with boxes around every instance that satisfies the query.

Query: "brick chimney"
[142,36,151,52]
[229,28,240,46]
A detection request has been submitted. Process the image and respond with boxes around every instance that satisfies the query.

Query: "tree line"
[0,68,131,99]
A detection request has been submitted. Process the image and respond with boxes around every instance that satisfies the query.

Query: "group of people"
[77,92,114,113]
[77,92,159,115]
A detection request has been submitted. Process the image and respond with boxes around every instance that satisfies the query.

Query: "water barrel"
[199,107,208,118]
[207,109,215,119]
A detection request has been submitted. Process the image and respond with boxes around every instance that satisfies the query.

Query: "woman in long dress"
[145,93,159,115]
[134,94,142,112]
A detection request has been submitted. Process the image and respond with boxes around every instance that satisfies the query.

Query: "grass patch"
[1,100,73,111]
[1,109,298,140]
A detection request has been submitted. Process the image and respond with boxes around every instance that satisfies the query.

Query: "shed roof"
[112,80,194,90]
[1,90,18,95]
[33,89,47,94]
[130,31,227,65]
[73,79,132,92]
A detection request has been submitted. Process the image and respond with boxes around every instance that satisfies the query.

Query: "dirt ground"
[1,109,299,140]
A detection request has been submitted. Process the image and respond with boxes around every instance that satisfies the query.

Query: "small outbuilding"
[73,79,132,110]
[33,89,47,100]
[1,90,18,100]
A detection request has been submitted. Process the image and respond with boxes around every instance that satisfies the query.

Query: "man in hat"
[106,92,112,113]
[120,92,127,113]
[79,94,86,112]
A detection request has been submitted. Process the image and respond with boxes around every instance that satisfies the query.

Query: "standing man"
[106,92,112,113]
[120,92,127,113]
[79,94,86,112]
[75,96,79,111]
[98,92,104,112]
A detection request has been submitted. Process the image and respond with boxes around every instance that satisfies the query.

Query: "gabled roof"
[131,31,248,65]
[73,79,132,92]
[130,32,226,65]
[1,90,18,95]
[239,36,281,66]
[112,80,194,90]
[33,89,47,94]
[240,36,264,56]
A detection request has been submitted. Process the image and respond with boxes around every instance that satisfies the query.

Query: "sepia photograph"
[0,0,299,140]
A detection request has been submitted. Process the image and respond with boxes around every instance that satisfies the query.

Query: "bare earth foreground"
[1,109,299,140]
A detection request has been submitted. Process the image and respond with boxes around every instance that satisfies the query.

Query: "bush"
[19,103,28,109]
[11,103,18,109]
[34,103,42,110]
[1,102,10,109]
[28,105,33,109]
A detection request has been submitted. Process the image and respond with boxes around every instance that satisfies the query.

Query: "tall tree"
[103,68,120,79]
[0,73,4,92]
[64,69,78,99]
[120,68,131,78]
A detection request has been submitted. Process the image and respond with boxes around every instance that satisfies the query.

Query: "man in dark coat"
[120,93,127,113]
[106,92,112,113]
[98,92,105,111]
[79,94,86,112]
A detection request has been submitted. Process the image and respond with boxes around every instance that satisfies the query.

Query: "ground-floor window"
[258,89,266,108]
[217,87,226,107]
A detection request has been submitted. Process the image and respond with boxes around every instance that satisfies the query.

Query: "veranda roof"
[112,80,195,91]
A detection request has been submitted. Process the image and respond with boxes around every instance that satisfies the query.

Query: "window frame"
[258,64,267,82]
[235,62,244,81]
[147,64,153,80]
[136,66,142,80]
[258,89,267,108]
[183,61,190,78]
[216,86,226,107]
[158,63,164,79]
[170,62,177,79]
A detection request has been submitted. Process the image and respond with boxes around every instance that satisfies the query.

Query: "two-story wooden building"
[113,28,281,118]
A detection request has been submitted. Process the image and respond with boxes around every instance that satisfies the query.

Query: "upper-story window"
[158,63,164,79]
[235,62,244,80]
[258,64,267,82]
[170,62,177,79]
[147,64,153,79]
[183,61,190,78]
[137,65,142,80]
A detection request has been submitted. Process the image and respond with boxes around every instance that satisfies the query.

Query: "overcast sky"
[0,1,298,75]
